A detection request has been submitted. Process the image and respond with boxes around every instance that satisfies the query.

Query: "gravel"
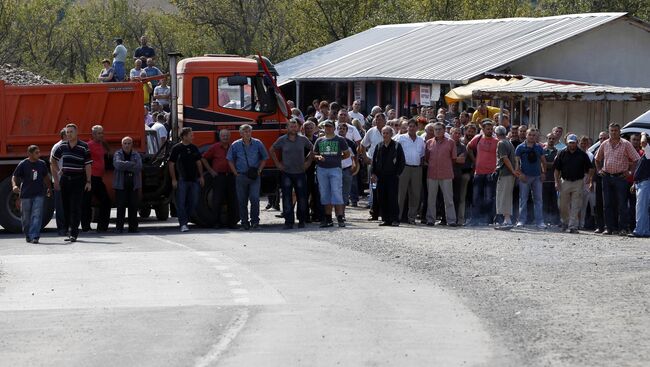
[0,64,56,85]
[258,200,650,367]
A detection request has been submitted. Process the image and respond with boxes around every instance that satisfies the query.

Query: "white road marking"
[213,265,229,271]
[221,273,234,278]
[194,308,250,367]
[227,281,243,286]
[231,288,248,295]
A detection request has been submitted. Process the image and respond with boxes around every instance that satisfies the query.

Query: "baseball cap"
[566,134,578,143]
[322,120,334,127]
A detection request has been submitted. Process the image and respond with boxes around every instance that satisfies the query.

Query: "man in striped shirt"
[51,123,92,242]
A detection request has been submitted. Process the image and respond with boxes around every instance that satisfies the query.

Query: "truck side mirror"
[227,76,248,86]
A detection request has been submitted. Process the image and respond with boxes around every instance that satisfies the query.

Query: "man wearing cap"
[112,38,127,82]
[467,119,499,225]
[554,134,594,233]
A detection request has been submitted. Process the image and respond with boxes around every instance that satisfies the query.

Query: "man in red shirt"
[82,125,112,232]
[467,119,499,225]
[201,129,238,228]
[425,122,457,226]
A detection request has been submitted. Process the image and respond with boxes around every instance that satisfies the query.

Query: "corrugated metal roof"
[289,13,628,85]
[275,24,425,86]
[472,77,650,101]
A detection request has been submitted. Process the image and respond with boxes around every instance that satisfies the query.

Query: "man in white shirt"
[397,119,425,224]
[112,38,127,82]
[348,100,365,124]
[151,115,168,146]
[335,109,362,145]
[129,59,143,81]
[153,78,171,112]
[360,112,386,219]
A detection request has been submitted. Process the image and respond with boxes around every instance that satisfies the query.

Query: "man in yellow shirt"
[471,103,501,123]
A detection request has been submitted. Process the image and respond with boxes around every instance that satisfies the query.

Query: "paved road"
[0,220,499,366]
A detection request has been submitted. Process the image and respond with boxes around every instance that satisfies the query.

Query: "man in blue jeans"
[169,127,204,232]
[270,119,313,229]
[227,124,269,230]
[12,145,51,244]
[515,128,547,229]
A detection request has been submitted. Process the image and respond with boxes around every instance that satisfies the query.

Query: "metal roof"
[275,24,425,86]
[472,77,650,101]
[288,13,628,85]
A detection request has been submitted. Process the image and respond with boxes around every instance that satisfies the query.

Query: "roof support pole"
[376,80,382,109]
[347,82,352,107]
[334,82,340,104]
[295,80,301,111]
[395,81,400,116]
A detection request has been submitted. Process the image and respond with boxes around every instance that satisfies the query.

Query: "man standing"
[595,123,641,235]
[50,128,67,236]
[144,58,162,89]
[337,123,359,209]
[360,112,387,220]
[494,126,517,228]
[554,134,593,233]
[425,122,457,226]
[372,126,405,226]
[51,124,92,242]
[348,100,365,124]
[542,133,560,225]
[153,78,171,112]
[227,125,268,230]
[397,119,425,225]
[592,131,609,233]
[467,119,499,225]
[169,127,205,232]
[630,133,649,237]
[270,119,313,229]
[302,120,322,222]
[552,126,566,151]
[313,120,350,228]
[202,129,238,229]
[335,109,362,146]
[134,35,155,67]
[13,145,51,243]
[113,137,142,233]
[451,127,471,226]
[515,128,547,229]
[112,38,127,82]
[82,125,111,232]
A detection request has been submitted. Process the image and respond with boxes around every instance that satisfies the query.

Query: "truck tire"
[191,173,216,227]
[0,176,54,233]
[155,203,169,221]
[139,206,151,219]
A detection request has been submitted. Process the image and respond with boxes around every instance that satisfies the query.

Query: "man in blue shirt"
[227,124,269,230]
[13,145,51,243]
[515,128,547,229]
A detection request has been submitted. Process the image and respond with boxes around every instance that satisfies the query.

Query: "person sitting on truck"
[112,38,127,82]
[144,58,162,89]
[201,129,238,229]
[12,145,52,244]
[153,78,171,112]
[169,127,205,233]
[82,125,112,233]
[51,128,67,236]
[113,136,142,233]
[129,59,143,81]
[51,123,92,243]
[98,59,114,82]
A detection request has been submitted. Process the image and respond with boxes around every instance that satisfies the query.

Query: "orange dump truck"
[0,54,289,232]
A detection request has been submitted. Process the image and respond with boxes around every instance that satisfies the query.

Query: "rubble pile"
[0,64,56,85]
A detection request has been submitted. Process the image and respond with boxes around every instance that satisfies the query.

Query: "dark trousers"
[54,189,65,234]
[212,173,238,227]
[627,185,636,232]
[594,175,605,231]
[307,166,322,222]
[115,188,139,232]
[377,174,399,223]
[82,176,111,231]
[602,174,630,231]
[542,181,560,225]
[472,173,496,224]
[281,172,308,225]
[61,175,85,238]
[418,166,428,223]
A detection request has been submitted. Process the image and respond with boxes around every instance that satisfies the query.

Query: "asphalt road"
[0,212,498,367]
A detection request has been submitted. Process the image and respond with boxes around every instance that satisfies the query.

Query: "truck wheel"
[0,176,22,233]
[155,204,169,221]
[192,173,216,227]
[139,206,151,219]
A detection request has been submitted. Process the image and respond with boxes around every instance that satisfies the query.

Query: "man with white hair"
[82,124,112,232]
[113,136,142,233]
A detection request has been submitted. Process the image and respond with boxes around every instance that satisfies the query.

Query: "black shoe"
[569,228,579,234]
[426,222,435,226]
[31,238,39,244]
[115,228,124,234]
[298,222,306,228]
[594,228,604,234]
[283,223,294,230]
[448,223,458,227]
[603,230,617,235]
[25,236,31,243]
[81,227,91,233]
[618,230,629,237]
[351,202,358,207]
[367,216,379,221]
[251,223,260,230]
[69,237,77,242]
[379,222,391,226]
[338,220,346,228]
[319,221,329,228]
[240,223,250,231]
[391,221,400,227]
[127,229,139,233]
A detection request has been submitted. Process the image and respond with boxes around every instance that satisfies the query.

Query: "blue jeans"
[176,179,200,226]
[316,167,343,205]
[602,174,630,231]
[113,61,125,81]
[471,173,496,224]
[54,189,65,234]
[519,175,544,225]
[634,180,650,236]
[21,196,44,240]
[236,174,261,225]
[281,172,308,224]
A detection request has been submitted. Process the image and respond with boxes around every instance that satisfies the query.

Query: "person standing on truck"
[169,127,205,232]
[270,118,314,229]
[51,123,92,242]
[227,125,269,231]
[12,145,51,244]
[153,78,171,112]
[50,128,67,236]
[113,136,142,233]
[202,129,238,229]
[112,38,127,82]
[134,35,155,67]
[81,125,112,233]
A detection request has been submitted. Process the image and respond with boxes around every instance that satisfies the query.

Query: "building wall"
[505,19,650,88]
[538,100,650,139]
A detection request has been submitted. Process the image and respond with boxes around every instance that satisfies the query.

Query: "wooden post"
[295,80,301,111]
[395,81,400,116]
[347,82,352,107]
[376,80,382,108]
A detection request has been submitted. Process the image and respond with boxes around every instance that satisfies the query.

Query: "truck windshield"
[217,76,275,113]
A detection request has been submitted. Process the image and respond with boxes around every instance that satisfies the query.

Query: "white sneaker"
[536,224,547,230]
[180,225,189,232]
[515,222,525,228]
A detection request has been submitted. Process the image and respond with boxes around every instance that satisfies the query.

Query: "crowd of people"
[9,100,650,243]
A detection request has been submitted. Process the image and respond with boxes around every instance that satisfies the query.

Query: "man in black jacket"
[371,126,405,226]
